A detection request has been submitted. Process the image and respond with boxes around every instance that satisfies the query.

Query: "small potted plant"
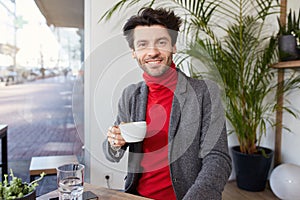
[0,169,45,199]
[277,8,300,61]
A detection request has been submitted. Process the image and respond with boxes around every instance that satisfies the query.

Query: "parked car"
[0,66,7,82]
[6,70,17,82]
[0,66,18,84]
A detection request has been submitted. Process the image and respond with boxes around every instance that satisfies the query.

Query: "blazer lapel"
[169,71,188,140]
[134,82,148,122]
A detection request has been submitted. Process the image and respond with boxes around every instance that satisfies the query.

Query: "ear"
[172,45,177,54]
[132,49,136,59]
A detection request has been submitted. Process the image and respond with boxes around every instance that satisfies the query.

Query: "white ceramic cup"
[119,121,147,143]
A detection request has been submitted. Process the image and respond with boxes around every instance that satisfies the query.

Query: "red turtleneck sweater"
[137,63,177,200]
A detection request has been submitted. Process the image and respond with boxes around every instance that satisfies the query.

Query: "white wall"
[280,0,300,164]
[84,0,144,189]
[280,0,300,167]
[85,0,300,189]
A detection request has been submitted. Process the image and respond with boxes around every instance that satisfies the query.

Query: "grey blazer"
[103,70,232,200]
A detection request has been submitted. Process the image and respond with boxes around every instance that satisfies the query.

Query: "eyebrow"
[157,37,169,41]
[136,39,147,44]
[136,37,170,44]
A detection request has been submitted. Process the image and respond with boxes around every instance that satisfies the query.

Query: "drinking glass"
[57,163,85,200]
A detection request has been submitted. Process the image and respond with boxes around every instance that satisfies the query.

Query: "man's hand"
[107,125,126,148]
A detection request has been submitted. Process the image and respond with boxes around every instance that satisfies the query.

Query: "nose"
[146,46,160,57]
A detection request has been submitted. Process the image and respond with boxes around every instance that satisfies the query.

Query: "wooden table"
[37,183,152,200]
[0,124,8,180]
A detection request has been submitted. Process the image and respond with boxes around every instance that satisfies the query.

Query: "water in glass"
[57,163,84,200]
[59,176,84,197]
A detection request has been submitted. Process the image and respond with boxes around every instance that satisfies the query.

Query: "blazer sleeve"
[183,80,232,200]
[102,86,132,163]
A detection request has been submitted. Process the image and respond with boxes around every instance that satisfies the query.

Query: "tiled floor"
[0,76,84,196]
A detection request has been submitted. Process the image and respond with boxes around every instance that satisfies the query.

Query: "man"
[103,7,231,200]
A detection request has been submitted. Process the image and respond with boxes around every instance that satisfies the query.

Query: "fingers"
[108,126,121,140]
[107,126,126,147]
[108,137,126,147]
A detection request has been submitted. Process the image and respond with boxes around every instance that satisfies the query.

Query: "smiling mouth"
[145,59,163,65]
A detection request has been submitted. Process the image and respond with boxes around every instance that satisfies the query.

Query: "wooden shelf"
[272,60,300,69]
[272,58,300,165]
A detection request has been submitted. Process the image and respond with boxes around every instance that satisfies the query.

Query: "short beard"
[145,65,169,77]
[138,57,172,77]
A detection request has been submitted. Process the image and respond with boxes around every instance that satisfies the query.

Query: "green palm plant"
[100,0,300,155]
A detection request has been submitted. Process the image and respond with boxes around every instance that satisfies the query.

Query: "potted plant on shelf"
[0,169,45,199]
[100,0,300,192]
[277,8,300,61]
[292,9,300,58]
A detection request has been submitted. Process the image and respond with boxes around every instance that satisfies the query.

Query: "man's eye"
[157,40,167,47]
[137,42,147,48]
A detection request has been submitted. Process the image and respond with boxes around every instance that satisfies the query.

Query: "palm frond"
[98,0,156,22]
[99,0,129,22]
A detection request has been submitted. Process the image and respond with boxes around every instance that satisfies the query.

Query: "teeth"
[147,60,161,64]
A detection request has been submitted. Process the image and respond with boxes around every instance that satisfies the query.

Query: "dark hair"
[123,7,182,49]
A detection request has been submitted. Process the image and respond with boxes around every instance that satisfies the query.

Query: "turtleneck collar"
[143,62,178,92]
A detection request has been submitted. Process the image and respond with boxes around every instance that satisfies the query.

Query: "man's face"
[132,25,176,77]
